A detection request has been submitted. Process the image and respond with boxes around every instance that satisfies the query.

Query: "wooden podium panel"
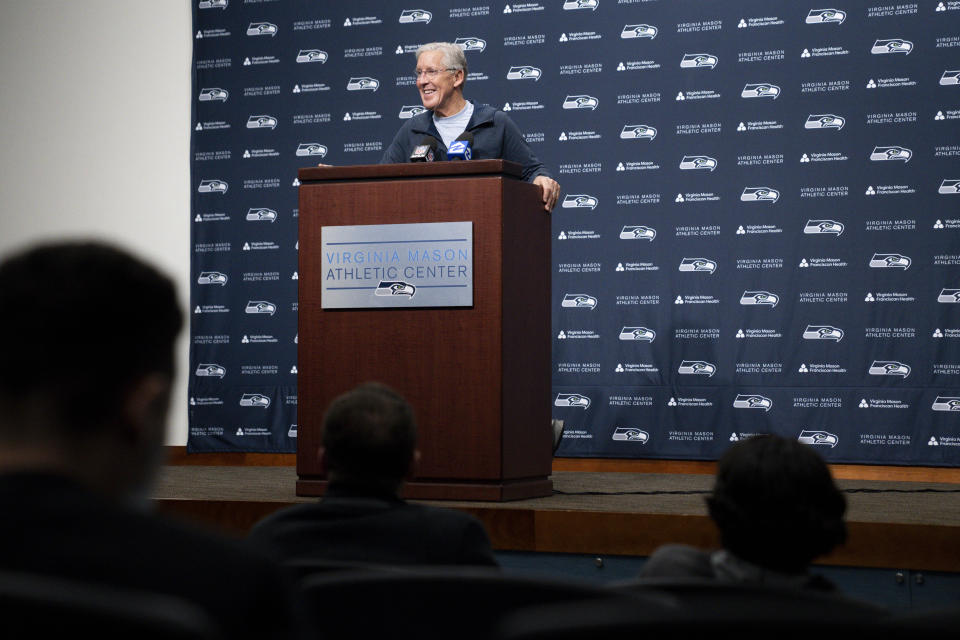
[296,161,552,501]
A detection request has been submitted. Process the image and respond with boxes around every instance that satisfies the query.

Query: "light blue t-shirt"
[433,101,474,148]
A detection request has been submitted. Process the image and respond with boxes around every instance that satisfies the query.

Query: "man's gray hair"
[416,42,468,79]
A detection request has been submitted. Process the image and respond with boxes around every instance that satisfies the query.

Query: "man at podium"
[381,42,561,212]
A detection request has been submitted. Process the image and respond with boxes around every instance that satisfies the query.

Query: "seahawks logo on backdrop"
[871,39,913,55]
[246,208,277,222]
[563,0,598,10]
[198,88,228,102]
[454,37,487,51]
[346,77,380,91]
[562,194,599,209]
[805,9,845,24]
[741,83,780,99]
[678,360,717,376]
[197,179,228,193]
[506,66,542,81]
[741,187,780,202]
[296,143,328,157]
[932,396,960,412]
[868,360,911,378]
[805,114,845,130]
[612,428,649,442]
[679,155,717,171]
[619,327,656,342]
[245,301,277,316]
[869,253,911,270]
[939,179,960,194]
[399,105,427,119]
[246,22,278,37]
[804,220,844,235]
[620,225,656,240]
[802,325,844,341]
[399,10,432,23]
[620,125,657,140]
[195,364,226,378]
[941,70,960,86]
[296,50,328,63]
[621,24,658,39]
[798,430,838,447]
[197,271,228,286]
[939,289,960,303]
[740,291,779,307]
[678,258,717,273]
[680,53,718,68]
[375,281,416,297]
[870,146,912,162]
[239,393,271,408]
[555,393,591,409]
[733,394,772,411]
[246,115,278,129]
[561,294,598,309]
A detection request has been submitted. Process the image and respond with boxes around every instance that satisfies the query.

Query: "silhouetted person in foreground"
[0,242,299,638]
[249,383,498,567]
[640,434,847,590]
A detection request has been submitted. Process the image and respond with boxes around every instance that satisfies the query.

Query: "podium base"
[296,477,553,502]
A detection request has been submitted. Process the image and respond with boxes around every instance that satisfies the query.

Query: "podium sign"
[321,221,474,309]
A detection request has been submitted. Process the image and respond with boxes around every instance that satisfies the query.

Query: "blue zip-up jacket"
[379,100,552,182]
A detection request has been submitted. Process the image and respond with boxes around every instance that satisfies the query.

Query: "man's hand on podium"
[533,175,560,212]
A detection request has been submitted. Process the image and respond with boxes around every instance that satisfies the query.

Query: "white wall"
[0,1,193,445]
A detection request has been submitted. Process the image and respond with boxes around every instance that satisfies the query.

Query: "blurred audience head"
[0,241,182,498]
[322,383,417,494]
[707,434,847,574]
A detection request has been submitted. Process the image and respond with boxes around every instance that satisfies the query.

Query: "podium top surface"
[298,159,523,182]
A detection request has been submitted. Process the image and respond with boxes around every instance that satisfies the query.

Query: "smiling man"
[381,42,561,212]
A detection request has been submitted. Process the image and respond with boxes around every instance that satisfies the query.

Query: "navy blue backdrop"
[190,0,960,465]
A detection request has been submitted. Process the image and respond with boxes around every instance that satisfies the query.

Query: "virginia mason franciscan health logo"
[321,222,473,309]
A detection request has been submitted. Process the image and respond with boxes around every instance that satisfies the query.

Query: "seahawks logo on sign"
[869,253,911,270]
[620,125,657,140]
[197,271,228,286]
[806,9,845,24]
[246,208,277,222]
[239,393,271,408]
[296,50,328,63]
[871,39,913,55]
[741,83,780,99]
[399,9,432,23]
[803,325,844,341]
[678,360,717,376]
[805,114,845,130]
[399,105,427,119]
[296,143,328,157]
[375,281,416,297]
[804,220,844,235]
[612,428,649,442]
[195,364,226,378]
[506,66,542,81]
[741,187,780,203]
[198,88,228,102]
[555,393,591,409]
[740,291,779,307]
[198,179,228,193]
[621,24,657,39]
[246,22,278,37]
[620,225,656,240]
[454,37,486,51]
[798,430,838,447]
[562,194,598,209]
[247,115,278,129]
[939,179,960,194]
[678,258,717,273]
[561,294,598,309]
[870,146,912,162]
[619,327,655,342]
[679,155,717,171]
[932,396,960,412]
[680,53,718,68]
[868,360,911,378]
[733,394,772,411]
[347,77,380,91]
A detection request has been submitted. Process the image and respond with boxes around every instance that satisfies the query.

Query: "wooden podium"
[296,160,553,501]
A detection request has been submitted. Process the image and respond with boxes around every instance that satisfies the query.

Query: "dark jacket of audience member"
[640,434,847,590]
[248,383,498,567]
[0,242,301,639]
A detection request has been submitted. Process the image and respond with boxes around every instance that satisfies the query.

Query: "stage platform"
[152,465,960,573]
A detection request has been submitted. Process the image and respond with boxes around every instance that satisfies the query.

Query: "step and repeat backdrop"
[190,0,959,464]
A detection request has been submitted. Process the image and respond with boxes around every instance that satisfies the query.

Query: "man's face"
[416,50,463,114]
